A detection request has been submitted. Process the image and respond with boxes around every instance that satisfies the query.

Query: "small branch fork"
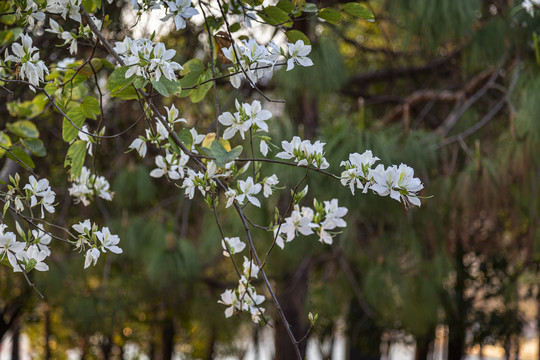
[80,8,304,359]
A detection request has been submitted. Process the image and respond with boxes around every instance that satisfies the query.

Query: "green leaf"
[168,128,193,152]
[64,69,88,87]
[260,6,291,25]
[318,8,343,24]
[160,78,182,96]
[107,66,136,93]
[6,120,39,139]
[304,3,318,12]
[0,28,22,47]
[111,85,139,100]
[21,138,46,157]
[342,2,374,21]
[190,82,212,103]
[6,147,35,169]
[211,141,243,167]
[229,22,241,33]
[151,78,169,97]
[277,0,294,13]
[180,59,204,88]
[81,96,100,120]
[0,132,12,158]
[286,30,311,45]
[63,107,86,143]
[64,140,87,177]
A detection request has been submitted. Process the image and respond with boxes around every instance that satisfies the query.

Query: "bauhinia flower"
[262,174,279,198]
[340,150,380,195]
[13,244,49,272]
[276,136,329,169]
[163,0,199,30]
[222,237,246,257]
[5,34,49,90]
[370,163,424,208]
[236,177,262,207]
[286,40,314,71]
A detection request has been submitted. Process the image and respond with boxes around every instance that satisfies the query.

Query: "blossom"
[68,167,114,206]
[370,164,423,207]
[276,136,329,169]
[286,40,314,71]
[78,125,94,156]
[84,247,100,268]
[31,224,52,256]
[163,0,199,30]
[164,104,187,126]
[236,177,262,207]
[219,111,247,140]
[23,176,56,217]
[5,34,49,90]
[0,228,26,271]
[149,151,185,180]
[340,150,380,194]
[47,19,78,55]
[275,205,316,248]
[262,175,279,197]
[46,0,82,23]
[218,289,238,318]
[116,37,182,82]
[242,256,259,279]
[73,219,92,237]
[95,227,122,254]
[13,245,49,272]
[222,237,246,256]
[129,138,147,157]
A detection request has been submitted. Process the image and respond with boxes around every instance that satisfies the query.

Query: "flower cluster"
[161,0,198,30]
[0,223,51,273]
[68,166,114,206]
[72,220,122,269]
[222,39,313,89]
[274,197,347,248]
[276,136,329,169]
[224,174,279,208]
[218,99,272,155]
[523,0,540,15]
[3,174,57,218]
[218,238,265,323]
[47,16,103,55]
[340,151,424,208]
[47,0,83,23]
[114,37,182,81]
[4,34,49,90]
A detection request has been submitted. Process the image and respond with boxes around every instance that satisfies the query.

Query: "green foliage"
[64,140,86,177]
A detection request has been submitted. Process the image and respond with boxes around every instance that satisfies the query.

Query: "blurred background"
[1,0,540,359]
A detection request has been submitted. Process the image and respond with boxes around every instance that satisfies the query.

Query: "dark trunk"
[204,327,215,360]
[44,306,51,360]
[162,317,175,360]
[415,337,430,360]
[274,260,311,360]
[100,335,112,360]
[447,243,467,360]
[11,326,20,360]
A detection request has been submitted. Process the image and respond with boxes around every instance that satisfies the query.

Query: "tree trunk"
[44,306,51,360]
[162,317,175,360]
[11,326,20,360]
[274,260,311,360]
[415,337,430,360]
[447,243,467,360]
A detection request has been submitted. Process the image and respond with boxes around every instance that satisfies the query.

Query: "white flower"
[218,289,238,318]
[276,136,329,169]
[31,224,52,256]
[164,104,187,126]
[370,164,423,207]
[164,0,199,30]
[275,205,317,248]
[46,0,82,23]
[73,219,92,234]
[84,247,100,268]
[340,150,380,194]
[219,111,247,140]
[78,125,94,156]
[242,256,259,279]
[262,175,278,198]
[286,40,313,71]
[5,34,49,90]
[222,237,246,257]
[236,177,262,207]
[260,139,269,156]
[0,229,26,270]
[68,167,113,206]
[13,245,49,272]
[24,176,56,218]
[224,188,237,208]
[149,152,182,180]
[129,138,147,157]
[95,227,122,254]
[523,0,540,15]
